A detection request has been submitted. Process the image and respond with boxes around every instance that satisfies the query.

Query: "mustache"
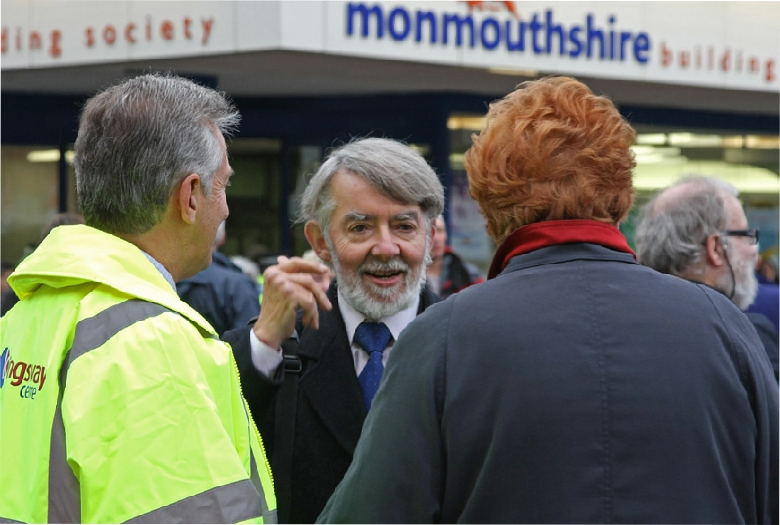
[358,256,410,275]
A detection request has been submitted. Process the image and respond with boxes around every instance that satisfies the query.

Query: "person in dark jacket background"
[318,76,778,524]
[425,215,484,299]
[177,220,260,336]
[635,175,778,381]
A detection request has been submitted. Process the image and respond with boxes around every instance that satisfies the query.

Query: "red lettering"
[15,27,21,50]
[660,42,673,67]
[679,50,690,69]
[736,50,743,72]
[749,57,759,73]
[767,60,775,82]
[11,362,26,387]
[85,27,95,47]
[146,16,152,40]
[125,23,136,43]
[49,30,61,57]
[201,18,213,45]
[721,49,730,71]
[1,28,7,53]
[29,31,42,50]
[183,17,192,39]
[161,20,173,40]
[103,25,116,45]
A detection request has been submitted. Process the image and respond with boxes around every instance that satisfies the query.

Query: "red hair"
[464,76,636,243]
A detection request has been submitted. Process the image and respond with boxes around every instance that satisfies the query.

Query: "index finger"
[275,256,330,276]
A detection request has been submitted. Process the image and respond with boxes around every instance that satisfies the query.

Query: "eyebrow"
[344,211,420,222]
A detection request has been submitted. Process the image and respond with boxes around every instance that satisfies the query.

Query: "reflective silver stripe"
[52,299,274,523]
[47,359,80,523]
[47,300,171,521]
[249,448,277,524]
[0,518,26,523]
[125,479,265,524]
[66,300,171,369]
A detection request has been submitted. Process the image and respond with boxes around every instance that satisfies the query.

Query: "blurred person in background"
[0,73,275,523]
[425,214,484,299]
[636,175,778,380]
[223,137,444,523]
[748,249,780,332]
[177,220,261,336]
[318,76,778,524]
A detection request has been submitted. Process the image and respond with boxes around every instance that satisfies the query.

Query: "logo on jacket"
[0,347,8,388]
[0,347,47,400]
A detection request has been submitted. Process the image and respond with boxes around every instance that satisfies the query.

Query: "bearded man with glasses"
[636,175,778,380]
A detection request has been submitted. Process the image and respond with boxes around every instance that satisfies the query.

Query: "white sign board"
[2,1,778,92]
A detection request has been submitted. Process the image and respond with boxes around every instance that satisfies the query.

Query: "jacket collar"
[489,219,636,279]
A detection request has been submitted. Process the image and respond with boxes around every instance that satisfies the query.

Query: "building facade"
[2,1,778,273]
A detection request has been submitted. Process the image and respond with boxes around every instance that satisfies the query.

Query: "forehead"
[724,194,748,226]
[329,171,422,219]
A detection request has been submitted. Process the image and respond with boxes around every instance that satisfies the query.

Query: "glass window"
[1,145,76,267]
[448,114,779,259]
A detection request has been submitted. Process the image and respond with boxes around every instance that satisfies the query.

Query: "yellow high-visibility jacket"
[0,225,276,523]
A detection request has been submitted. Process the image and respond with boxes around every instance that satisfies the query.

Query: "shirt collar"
[338,288,420,345]
[142,250,176,291]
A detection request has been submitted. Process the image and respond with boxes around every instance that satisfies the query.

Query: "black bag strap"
[272,327,303,524]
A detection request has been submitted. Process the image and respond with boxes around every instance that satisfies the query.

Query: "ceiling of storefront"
[2,50,778,116]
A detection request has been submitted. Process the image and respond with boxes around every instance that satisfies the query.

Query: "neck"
[115,222,194,283]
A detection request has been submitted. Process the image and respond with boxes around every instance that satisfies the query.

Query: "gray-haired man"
[636,175,778,379]
[223,137,444,523]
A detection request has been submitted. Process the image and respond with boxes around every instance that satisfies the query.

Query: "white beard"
[717,246,758,311]
[326,235,430,321]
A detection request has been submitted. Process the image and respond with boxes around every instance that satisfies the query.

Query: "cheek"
[332,242,366,271]
[402,238,430,265]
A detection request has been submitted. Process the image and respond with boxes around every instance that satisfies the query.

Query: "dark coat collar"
[501,243,638,276]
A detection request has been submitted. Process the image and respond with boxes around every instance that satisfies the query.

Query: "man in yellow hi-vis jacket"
[0,74,276,523]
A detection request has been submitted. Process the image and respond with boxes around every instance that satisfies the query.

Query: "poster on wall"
[450,169,493,268]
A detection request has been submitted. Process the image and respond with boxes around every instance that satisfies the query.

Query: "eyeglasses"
[722,228,760,245]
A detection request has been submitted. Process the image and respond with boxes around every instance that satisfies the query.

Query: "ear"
[305,221,331,263]
[178,173,201,225]
[704,234,728,267]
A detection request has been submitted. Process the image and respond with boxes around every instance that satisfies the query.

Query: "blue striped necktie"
[355,321,393,411]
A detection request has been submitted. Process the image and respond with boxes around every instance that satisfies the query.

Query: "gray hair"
[298,138,445,234]
[635,175,738,276]
[74,73,240,234]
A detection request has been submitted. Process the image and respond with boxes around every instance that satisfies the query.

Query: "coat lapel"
[296,289,366,455]
[295,283,443,456]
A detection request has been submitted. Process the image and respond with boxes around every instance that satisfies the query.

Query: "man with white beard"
[635,175,778,380]
[223,137,444,523]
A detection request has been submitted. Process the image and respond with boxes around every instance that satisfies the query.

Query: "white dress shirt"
[250,289,420,377]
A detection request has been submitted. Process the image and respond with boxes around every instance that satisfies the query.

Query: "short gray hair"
[299,138,445,233]
[74,73,240,234]
[635,175,738,276]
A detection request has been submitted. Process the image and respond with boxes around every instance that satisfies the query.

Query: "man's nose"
[371,227,401,258]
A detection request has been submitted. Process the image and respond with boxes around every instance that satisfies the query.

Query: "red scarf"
[488,219,636,279]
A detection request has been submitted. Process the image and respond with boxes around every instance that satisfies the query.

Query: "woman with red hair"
[318,76,777,524]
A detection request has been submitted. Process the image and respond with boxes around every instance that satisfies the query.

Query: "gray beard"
[716,248,758,311]
[325,235,430,321]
